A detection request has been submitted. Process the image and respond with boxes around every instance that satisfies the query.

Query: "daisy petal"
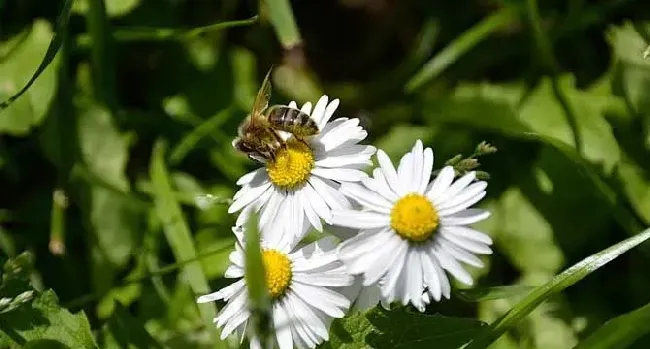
[311,96,328,125]
[228,182,272,213]
[311,167,368,182]
[273,302,293,349]
[331,210,389,229]
[308,176,351,210]
[445,225,493,245]
[426,166,455,201]
[300,101,313,114]
[340,182,392,213]
[419,148,434,194]
[440,208,490,226]
[434,171,476,206]
[377,150,404,195]
[319,98,340,129]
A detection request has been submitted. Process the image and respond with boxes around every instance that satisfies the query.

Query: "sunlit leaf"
[0,290,97,349]
[430,76,621,173]
[0,20,60,135]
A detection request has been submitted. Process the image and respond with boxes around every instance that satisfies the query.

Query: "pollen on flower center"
[390,193,439,242]
[262,249,293,299]
[266,139,314,189]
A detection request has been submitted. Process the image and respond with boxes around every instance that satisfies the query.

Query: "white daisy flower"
[331,140,493,311]
[229,95,375,244]
[197,225,354,349]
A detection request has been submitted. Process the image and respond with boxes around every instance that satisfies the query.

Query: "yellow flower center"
[266,139,314,189]
[390,193,439,242]
[262,249,292,299]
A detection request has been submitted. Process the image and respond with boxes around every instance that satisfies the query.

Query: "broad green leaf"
[480,187,564,277]
[405,5,520,92]
[265,0,302,49]
[430,77,621,173]
[457,285,535,302]
[519,76,620,173]
[606,21,650,148]
[322,307,486,349]
[573,301,650,349]
[0,20,60,135]
[0,290,97,349]
[149,140,224,346]
[77,104,139,268]
[98,302,163,349]
[465,227,650,349]
[0,0,72,116]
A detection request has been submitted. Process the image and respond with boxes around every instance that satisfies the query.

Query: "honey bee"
[233,68,319,162]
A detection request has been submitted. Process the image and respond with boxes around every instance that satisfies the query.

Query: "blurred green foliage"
[2,0,650,348]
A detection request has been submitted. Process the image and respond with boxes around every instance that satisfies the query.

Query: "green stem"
[526,0,583,154]
[85,0,117,110]
[49,189,68,256]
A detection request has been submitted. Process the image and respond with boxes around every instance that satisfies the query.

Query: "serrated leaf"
[465,227,650,349]
[0,290,97,349]
[321,307,486,349]
[573,301,650,349]
[0,20,60,135]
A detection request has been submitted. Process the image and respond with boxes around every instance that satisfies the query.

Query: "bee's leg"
[296,136,311,148]
[271,131,287,148]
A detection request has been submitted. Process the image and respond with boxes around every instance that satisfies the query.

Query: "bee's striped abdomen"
[267,105,319,137]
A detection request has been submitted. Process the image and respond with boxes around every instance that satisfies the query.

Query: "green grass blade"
[264,0,302,49]
[0,0,73,110]
[75,16,258,47]
[456,285,536,302]
[169,107,234,165]
[244,214,272,348]
[149,140,226,347]
[405,5,519,92]
[573,301,650,349]
[465,227,650,349]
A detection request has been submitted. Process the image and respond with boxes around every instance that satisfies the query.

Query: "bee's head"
[233,137,276,163]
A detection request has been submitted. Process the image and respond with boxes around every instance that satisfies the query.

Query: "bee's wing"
[250,68,273,125]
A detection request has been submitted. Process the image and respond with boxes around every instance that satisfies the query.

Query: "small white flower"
[229,95,375,244]
[197,225,354,349]
[331,140,493,311]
